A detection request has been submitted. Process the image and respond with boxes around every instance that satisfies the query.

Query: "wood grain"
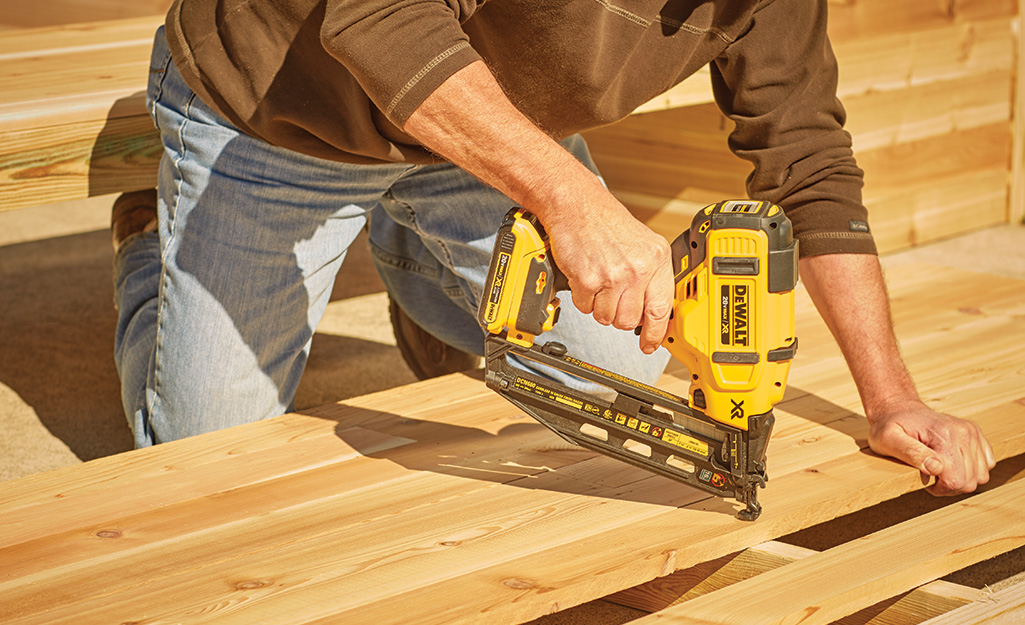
[608,541,986,625]
[1012,3,1025,224]
[919,579,1025,624]
[629,479,1025,624]
[0,16,162,210]
[0,0,171,30]
[2,0,1019,251]
[0,265,1022,624]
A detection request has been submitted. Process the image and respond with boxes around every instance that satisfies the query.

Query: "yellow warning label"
[515,377,601,413]
[662,429,709,456]
[562,356,682,403]
[555,395,582,409]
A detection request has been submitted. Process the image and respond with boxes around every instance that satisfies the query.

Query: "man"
[113,0,993,495]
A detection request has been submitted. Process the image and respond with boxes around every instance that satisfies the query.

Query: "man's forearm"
[798,253,918,420]
[800,252,994,494]
[403,61,612,226]
[402,60,674,352]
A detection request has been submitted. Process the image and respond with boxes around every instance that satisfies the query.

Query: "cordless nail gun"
[477,200,798,520]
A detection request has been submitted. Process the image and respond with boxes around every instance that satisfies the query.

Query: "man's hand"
[403,60,674,352]
[866,399,995,495]
[542,203,673,354]
[800,252,996,495]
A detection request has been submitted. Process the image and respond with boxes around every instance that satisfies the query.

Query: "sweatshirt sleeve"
[711,0,876,257]
[320,0,484,127]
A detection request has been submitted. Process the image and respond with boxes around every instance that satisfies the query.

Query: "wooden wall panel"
[587,5,1020,253]
[0,0,172,30]
[0,1,1018,242]
[825,0,1017,41]
[582,104,749,204]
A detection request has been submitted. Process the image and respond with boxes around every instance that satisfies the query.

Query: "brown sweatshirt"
[164,0,876,256]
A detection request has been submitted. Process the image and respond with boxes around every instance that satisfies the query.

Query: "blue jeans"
[113,28,670,447]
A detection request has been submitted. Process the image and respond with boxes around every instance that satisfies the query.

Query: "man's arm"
[800,253,996,494]
[403,59,674,353]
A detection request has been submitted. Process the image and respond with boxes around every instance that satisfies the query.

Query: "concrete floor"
[1,194,1024,623]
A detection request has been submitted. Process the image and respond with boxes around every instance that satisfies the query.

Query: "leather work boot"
[389,296,482,380]
[111,188,159,254]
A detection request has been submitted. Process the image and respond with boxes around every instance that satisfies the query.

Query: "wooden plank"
[0,17,163,211]
[307,405,1025,625]
[607,542,821,611]
[0,265,1022,624]
[631,67,714,114]
[838,581,990,625]
[0,374,498,545]
[628,479,1025,625]
[919,579,1025,624]
[825,0,1017,42]
[833,18,1015,101]
[857,124,1010,199]
[613,451,1025,623]
[1012,6,1025,224]
[0,0,171,30]
[584,103,749,199]
[0,16,161,128]
[608,541,986,624]
[842,70,1012,153]
[864,169,1008,253]
[0,114,160,208]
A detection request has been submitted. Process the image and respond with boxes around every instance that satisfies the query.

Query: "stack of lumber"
[0,16,164,210]
[1,263,1023,623]
[584,0,1023,252]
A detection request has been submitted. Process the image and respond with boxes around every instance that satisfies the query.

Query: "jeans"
[113,27,670,447]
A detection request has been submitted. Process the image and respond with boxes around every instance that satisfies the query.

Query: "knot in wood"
[95,529,122,539]
[503,578,536,590]
[233,580,270,591]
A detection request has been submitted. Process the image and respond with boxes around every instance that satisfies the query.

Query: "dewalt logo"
[483,252,510,323]
[720,284,751,347]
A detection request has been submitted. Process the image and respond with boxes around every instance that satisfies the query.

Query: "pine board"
[629,478,1025,625]
[0,1,171,30]
[1013,6,1025,224]
[825,0,1016,41]
[920,578,1025,624]
[609,540,987,624]
[0,264,1023,624]
[0,16,161,210]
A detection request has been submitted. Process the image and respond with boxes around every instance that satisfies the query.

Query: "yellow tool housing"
[478,208,566,348]
[664,200,797,432]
